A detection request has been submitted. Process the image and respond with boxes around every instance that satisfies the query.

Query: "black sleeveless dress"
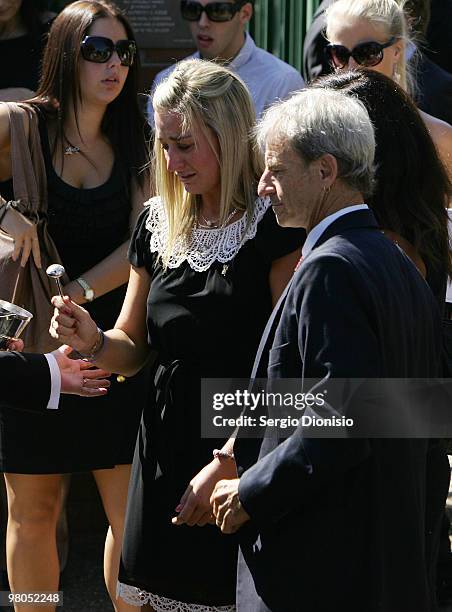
[117,197,304,608]
[0,111,146,473]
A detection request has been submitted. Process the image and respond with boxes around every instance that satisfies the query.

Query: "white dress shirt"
[302,204,370,260]
[147,32,305,122]
[44,352,61,409]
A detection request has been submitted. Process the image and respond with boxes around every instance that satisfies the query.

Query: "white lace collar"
[144,196,271,272]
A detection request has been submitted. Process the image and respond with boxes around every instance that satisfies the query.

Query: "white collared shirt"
[302,204,370,260]
[147,32,305,122]
[44,352,61,409]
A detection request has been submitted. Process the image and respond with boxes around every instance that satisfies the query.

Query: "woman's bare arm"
[269,248,300,306]
[0,103,42,266]
[51,264,152,377]
[420,110,452,185]
[63,176,151,303]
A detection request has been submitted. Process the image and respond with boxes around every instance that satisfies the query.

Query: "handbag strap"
[3,102,48,216]
[10,266,22,304]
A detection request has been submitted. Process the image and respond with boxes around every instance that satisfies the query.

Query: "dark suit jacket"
[235,210,443,612]
[302,0,333,82]
[416,55,452,125]
[0,351,51,412]
[425,0,452,75]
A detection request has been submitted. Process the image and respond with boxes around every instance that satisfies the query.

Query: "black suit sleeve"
[0,351,51,412]
[238,254,376,526]
[416,57,452,125]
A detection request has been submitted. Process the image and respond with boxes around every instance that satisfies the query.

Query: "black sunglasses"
[80,36,137,67]
[180,0,245,22]
[324,37,396,69]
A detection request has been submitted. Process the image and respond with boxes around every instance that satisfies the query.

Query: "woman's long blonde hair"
[325,0,413,94]
[152,59,262,267]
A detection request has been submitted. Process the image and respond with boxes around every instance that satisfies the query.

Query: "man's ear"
[239,2,253,25]
[318,154,338,187]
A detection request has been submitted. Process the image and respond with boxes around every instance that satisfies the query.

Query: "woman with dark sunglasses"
[0,1,149,610]
[324,0,452,186]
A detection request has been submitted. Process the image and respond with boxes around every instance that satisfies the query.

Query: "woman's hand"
[6,339,24,352]
[1,207,41,268]
[49,296,99,354]
[172,457,238,527]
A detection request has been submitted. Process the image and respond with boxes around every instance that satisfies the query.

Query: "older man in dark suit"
[210,88,444,611]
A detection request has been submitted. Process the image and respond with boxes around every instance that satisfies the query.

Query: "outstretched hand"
[51,345,111,397]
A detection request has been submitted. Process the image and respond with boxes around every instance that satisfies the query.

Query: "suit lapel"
[250,275,295,379]
[252,210,379,379]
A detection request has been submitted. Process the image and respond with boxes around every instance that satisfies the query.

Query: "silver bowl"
[0,299,33,350]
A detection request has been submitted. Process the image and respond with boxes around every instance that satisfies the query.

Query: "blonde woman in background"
[324,0,452,180]
[50,59,303,611]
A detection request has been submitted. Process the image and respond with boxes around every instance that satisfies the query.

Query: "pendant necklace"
[64,145,81,155]
[196,208,239,276]
[197,208,236,230]
[200,212,219,228]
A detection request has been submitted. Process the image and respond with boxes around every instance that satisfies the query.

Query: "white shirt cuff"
[44,353,61,409]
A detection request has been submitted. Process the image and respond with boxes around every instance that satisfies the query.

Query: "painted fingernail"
[175,504,183,512]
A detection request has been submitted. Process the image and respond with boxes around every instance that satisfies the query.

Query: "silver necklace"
[200,211,220,227]
[197,208,236,229]
[64,145,81,156]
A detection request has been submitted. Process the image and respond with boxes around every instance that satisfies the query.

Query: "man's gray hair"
[256,88,376,197]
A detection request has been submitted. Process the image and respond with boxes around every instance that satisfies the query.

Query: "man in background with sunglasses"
[147,0,304,122]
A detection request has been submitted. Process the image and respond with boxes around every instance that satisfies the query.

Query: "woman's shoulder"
[0,101,37,146]
[144,195,164,210]
[143,195,164,219]
[134,196,164,234]
[420,110,452,152]
[421,109,452,139]
[420,110,452,180]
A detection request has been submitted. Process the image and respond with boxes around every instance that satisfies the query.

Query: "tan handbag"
[0,102,68,353]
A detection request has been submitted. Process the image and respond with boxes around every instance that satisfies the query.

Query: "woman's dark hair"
[313,69,452,287]
[20,0,50,44]
[34,0,149,188]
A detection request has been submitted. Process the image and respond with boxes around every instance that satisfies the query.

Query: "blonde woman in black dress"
[50,60,303,611]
